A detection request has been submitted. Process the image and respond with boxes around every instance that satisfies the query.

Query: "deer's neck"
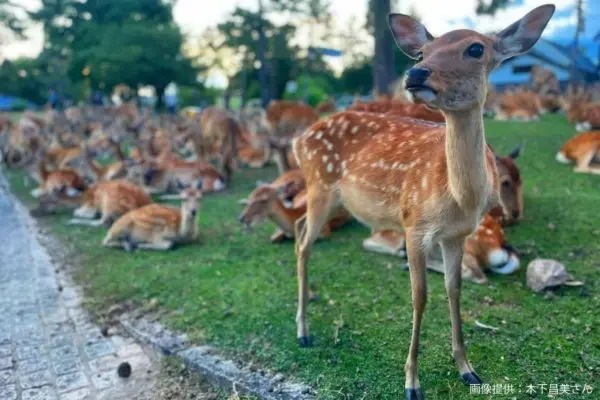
[443,106,490,211]
[268,200,305,235]
[179,208,199,239]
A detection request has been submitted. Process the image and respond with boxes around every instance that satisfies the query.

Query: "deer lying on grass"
[556,131,600,174]
[140,146,226,195]
[363,146,524,282]
[495,87,542,121]
[31,162,86,199]
[62,180,152,227]
[563,86,600,132]
[103,182,202,251]
[530,66,562,113]
[364,215,519,284]
[291,5,554,397]
[488,145,523,225]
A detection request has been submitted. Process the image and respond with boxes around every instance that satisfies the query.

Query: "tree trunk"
[155,85,165,111]
[372,0,395,96]
[257,0,271,107]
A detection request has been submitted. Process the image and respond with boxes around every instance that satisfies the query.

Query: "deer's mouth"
[405,83,437,94]
[405,85,437,104]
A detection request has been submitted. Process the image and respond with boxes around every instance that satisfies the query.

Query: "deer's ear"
[494,4,555,61]
[508,145,522,160]
[388,13,434,59]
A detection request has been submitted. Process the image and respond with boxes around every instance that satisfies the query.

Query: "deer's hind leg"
[295,187,338,347]
[574,146,600,174]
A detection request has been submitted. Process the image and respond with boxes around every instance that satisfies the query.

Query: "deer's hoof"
[405,388,425,400]
[298,336,312,348]
[462,372,483,385]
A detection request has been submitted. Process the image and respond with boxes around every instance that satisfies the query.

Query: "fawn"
[556,131,600,174]
[238,183,349,243]
[291,5,554,398]
[102,182,202,251]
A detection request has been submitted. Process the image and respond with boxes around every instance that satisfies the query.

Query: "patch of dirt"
[134,358,224,400]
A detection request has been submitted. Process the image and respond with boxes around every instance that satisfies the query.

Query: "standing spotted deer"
[291,5,554,398]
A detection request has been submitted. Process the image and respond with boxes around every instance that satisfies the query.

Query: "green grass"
[4,114,600,399]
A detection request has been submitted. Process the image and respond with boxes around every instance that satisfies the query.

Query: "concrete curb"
[120,315,316,400]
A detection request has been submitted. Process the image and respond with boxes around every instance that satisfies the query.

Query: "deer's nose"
[406,67,431,87]
[512,210,520,219]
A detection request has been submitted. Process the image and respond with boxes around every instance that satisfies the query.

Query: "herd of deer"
[1,4,599,397]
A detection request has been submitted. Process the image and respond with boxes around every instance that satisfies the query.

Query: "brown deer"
[363,146,524,282]
[489,145,523,225]
[563,86,600,132]
[238,184,349,243]
[556,131,600,174]
[195,107,239,182]
[290,5,554,398]
[348,98,445,123]
[495,87,542,121]
[31,162,87,199]
[364,214,520,284]
[103,182,202,251]
[266,100,319,174]
[84,138,128,181]
[64,180,152,227]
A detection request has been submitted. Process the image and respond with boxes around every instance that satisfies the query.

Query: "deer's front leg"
[404,230,427,400]
[440,236,483,385]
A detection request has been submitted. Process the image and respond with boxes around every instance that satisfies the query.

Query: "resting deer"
[291,5,554,398]
[64,180,152,227]
[364,215,520,284]
[555,131,600,174]
[563,86,600,132]
[103,182,202,251]
[31,161,87,199]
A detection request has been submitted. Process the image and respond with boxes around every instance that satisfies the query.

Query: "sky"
[2,0,599,86]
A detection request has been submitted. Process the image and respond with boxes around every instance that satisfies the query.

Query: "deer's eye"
[501,180,511,188]
[415,51,424,62]
[466,43,484,59]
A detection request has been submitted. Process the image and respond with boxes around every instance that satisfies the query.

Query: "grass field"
[4,114,600,399]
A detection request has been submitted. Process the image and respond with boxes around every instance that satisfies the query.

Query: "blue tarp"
[0,94,38,111]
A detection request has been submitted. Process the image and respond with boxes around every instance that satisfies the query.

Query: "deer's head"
[237,185,282,229]
[495,146,523,224]
[389,5,555,111]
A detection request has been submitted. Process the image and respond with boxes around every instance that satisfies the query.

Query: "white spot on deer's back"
[327,163,333,173]
[315,131,323,140]
[351,126,359,134]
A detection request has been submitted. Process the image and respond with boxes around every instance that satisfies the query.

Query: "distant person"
[164,82,178,114]
[48,89,58,109]
[91,90,104,106]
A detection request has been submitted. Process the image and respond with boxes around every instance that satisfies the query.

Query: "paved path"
[0,176,157,400]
